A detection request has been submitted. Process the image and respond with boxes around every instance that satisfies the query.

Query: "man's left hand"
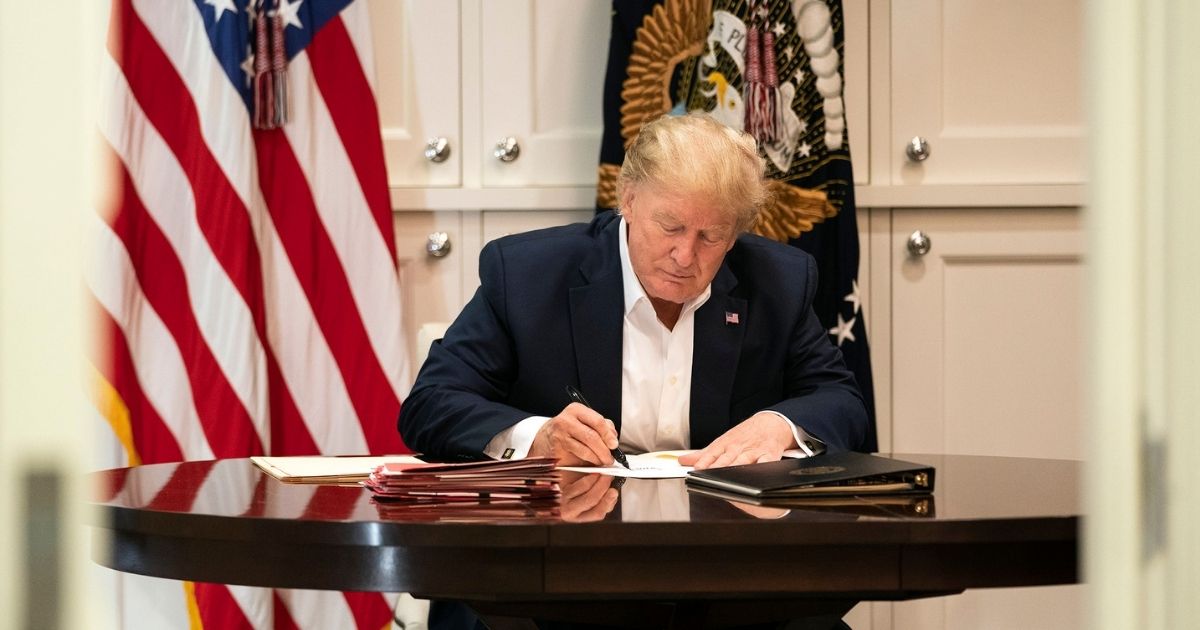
[678,412,797,470]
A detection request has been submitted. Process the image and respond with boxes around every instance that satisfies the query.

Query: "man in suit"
[399,112,864,629]
[401,113,866,467]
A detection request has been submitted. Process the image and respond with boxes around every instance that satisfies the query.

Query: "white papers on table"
[251,455,423,483]
[558,448,811,479]
[560,450,695,478]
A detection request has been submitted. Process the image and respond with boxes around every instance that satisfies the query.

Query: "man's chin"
[651,288,698,305]
[646,276,703,302]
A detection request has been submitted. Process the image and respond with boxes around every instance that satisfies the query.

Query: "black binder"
[687,484,937,518]
[686,451,935,498]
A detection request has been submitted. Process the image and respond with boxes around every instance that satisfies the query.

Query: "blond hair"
[617,113,768,234]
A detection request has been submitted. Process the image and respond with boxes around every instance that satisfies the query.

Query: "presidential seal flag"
[92,0,410,627]
[597,0,876,451]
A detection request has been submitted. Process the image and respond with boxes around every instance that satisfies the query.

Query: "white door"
[890,208,1085,459]
[392,212,466,382]
[889,0,1084,185]
[479,0,610,187]
[480,209,594,244]
[889,207,1086,630]
[370,0,462,188]
[843,0,870,186]
[474,209,594,291]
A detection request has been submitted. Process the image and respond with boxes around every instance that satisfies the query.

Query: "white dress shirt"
[485,218,815,459]
[616,214,708,452]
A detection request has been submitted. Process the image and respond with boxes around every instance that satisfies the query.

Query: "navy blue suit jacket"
[399,212,868,458]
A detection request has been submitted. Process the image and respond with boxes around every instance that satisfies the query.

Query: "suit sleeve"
[764,258,869,451]
[398,241,535,458]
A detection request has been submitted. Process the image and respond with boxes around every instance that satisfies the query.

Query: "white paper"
[558,448,811,478]
[559,450,695,478]
[251,455,424,481]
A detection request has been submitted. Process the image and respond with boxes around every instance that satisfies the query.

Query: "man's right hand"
[559,471,620,522]
[528,402,618,466]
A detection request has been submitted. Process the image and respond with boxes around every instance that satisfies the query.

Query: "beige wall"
[1087,1,1200,628]
[0,0,105,628]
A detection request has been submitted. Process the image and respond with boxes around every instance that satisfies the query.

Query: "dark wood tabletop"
[91,454,1079,627]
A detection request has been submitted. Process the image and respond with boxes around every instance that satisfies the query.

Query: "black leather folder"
[687,484,937,518]
[686,451,935,498]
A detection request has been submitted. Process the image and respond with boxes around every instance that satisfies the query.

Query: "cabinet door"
[480,210,594,244]
[370,0,461,187]
[479,0,610,187]
[890,0,1084,185]
[894,586,1083,630]
[844,0,869,186]
[890,208,1084,460]
[393,212,466,382]
[889,208,1085,630]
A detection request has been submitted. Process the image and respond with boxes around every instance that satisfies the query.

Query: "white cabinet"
[480,210,594,247]
[844,0,870,186]
[479,1,610,188]
[392,212,466,375]
[369,0,462,188]
[894,585,1083,630]
[884,206,1087,630]
[374,0,610,365]
[371,0,609,197]
[888,207,1085,459]
[887,0,1085,186]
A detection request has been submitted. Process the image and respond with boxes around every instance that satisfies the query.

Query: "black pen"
[565,385,630,469]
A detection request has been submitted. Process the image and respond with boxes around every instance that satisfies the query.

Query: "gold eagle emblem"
[600,0,838,243]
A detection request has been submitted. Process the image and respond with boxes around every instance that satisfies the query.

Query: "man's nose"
[671,237,697,267]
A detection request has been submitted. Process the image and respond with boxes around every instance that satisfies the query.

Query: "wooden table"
[91,454,1079,628]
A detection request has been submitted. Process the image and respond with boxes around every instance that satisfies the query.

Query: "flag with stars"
[596,0,876,451]
[94,0,409,627]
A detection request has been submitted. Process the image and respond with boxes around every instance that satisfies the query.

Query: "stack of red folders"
[365,457,561,520]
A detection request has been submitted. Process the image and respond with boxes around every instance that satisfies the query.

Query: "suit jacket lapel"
[568,219,625,427]
[690,264,745,448]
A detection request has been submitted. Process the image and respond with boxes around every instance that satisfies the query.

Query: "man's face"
[622,185,737,306]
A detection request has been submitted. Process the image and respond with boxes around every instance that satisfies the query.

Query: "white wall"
[0,0,107,627]
[1087,0,1200,628]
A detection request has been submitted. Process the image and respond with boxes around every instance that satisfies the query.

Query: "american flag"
[90,0,410,627]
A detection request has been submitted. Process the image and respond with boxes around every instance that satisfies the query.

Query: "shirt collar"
[618,216,712,318]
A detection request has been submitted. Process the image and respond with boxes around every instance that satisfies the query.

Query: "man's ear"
[619,188,635,216]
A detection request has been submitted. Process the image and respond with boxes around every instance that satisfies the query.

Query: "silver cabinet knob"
[424,137,450,163]
[426,232,452,258]
[907,230,932,256]
[493,136,521,163]
[905,136,931,162]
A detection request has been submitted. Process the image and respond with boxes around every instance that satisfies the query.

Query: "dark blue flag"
[597,0,877,451]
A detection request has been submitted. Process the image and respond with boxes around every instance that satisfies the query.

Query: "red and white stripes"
[93,0,408,627]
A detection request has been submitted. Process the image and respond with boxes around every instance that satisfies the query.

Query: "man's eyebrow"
[702,223,734,235]
[647,207,731,233]
[650,212,682,226]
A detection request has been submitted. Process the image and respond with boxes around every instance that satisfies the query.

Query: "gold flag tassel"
[744,0,782,144]
[252,0,274,129]
[271,6,289,126]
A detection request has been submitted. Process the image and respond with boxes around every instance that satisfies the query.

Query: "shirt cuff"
[758,410,826,458]
[483,416,551,460]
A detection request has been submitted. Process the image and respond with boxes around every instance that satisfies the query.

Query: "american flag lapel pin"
[725,311,740,325]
